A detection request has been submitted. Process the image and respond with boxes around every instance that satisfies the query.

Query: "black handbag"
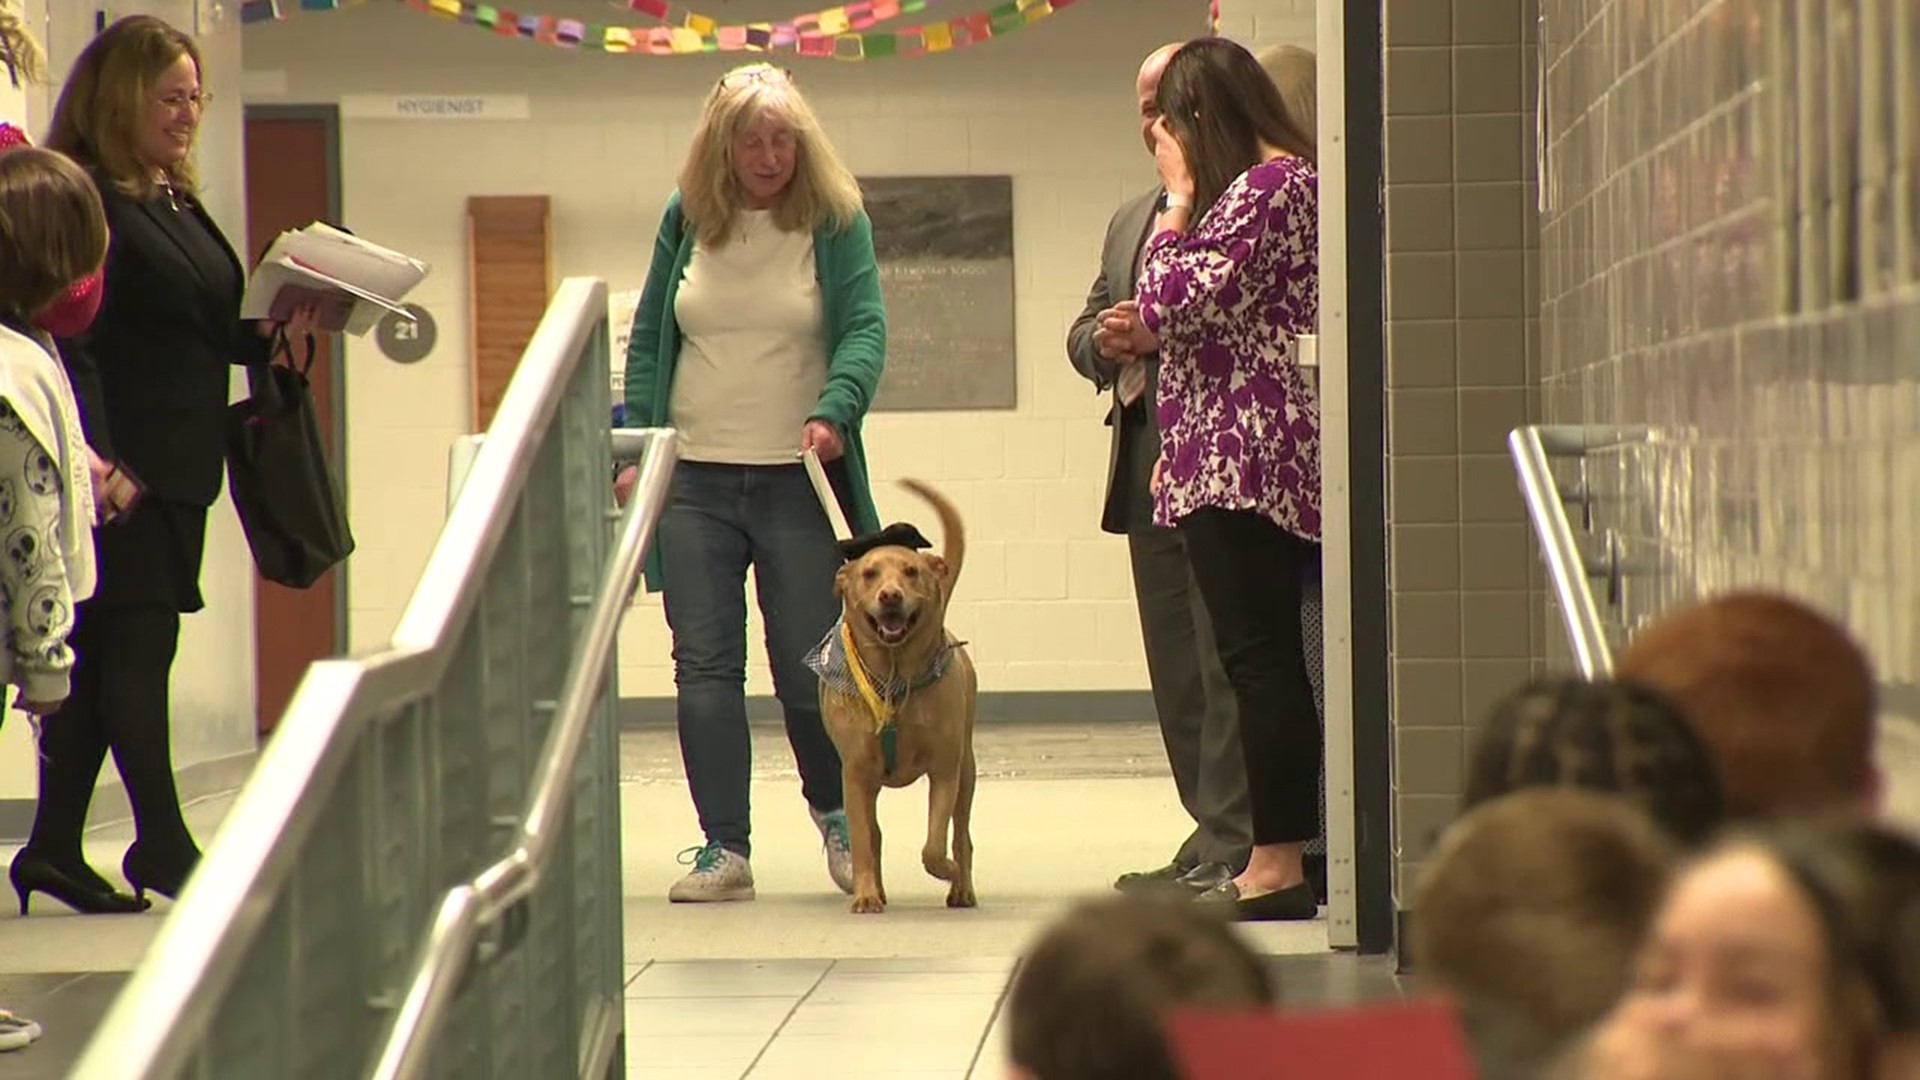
[225,328,354,588]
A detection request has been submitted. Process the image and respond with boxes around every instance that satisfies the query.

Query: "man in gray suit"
[1066,43,1250,896]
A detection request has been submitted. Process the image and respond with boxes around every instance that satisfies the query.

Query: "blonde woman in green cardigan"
[616,63,886,903]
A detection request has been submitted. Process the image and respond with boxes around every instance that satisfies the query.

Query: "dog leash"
[805,447,899,773]
[801,447,852,542]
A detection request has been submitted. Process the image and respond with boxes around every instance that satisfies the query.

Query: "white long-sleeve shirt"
[0,397,75,703]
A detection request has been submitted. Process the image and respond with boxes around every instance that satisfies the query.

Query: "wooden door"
[242,109,347,737]
[468,196,553,431]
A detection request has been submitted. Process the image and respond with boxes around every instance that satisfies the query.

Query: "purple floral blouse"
[1137,156,1320,542]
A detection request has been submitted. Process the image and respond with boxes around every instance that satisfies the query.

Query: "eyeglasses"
[155,91,210,112]
[718,65,792,91]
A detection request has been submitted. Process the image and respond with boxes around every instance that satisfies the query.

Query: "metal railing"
[1509,425,1622,676]
[369,426,673,1080]
[70,277,677,1080]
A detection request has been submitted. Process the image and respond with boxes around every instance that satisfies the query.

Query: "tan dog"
[818,479,978,914]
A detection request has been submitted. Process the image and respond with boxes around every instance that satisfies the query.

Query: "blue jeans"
[657,461,847,858]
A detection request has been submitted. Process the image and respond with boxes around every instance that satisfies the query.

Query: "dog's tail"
[898,478,965,592]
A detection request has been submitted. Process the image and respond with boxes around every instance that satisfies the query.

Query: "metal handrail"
[368,426,675,1080]
[68,277,638,1079]
[1509,424,1615,676]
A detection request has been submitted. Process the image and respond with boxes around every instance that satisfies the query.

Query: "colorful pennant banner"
[249,0,1080,59]
[621,0,945,43]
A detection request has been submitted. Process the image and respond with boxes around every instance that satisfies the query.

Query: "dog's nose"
[878,588,904,609]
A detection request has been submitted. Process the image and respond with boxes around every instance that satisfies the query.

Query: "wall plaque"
[859,176,1016,412]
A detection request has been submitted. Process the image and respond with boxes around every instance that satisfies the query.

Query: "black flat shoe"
[1115,861,1193,893]
[1197,880,1320,922]
[8,852,150,916]
[122,842,200,903]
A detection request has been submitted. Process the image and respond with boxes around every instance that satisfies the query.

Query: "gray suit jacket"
[1066,188,1162,534]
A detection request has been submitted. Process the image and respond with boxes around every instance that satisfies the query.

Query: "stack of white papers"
[241,223,432,337]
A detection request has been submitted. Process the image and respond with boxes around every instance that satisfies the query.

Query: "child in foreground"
[1005,895,1274,1080]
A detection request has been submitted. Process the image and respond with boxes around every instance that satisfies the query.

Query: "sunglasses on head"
[719,65,792,91]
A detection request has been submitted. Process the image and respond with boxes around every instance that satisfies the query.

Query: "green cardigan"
[623,190,888,593]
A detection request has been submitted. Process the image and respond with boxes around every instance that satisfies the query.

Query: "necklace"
[156,176,179,212]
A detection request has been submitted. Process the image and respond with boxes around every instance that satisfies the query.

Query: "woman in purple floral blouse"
[1110,38,1321,921]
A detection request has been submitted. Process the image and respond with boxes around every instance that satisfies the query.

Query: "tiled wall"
[1212,0,1316,50]
[243,0,1207,700]
[1539,0,1920,823]
[1381,0,1545,900]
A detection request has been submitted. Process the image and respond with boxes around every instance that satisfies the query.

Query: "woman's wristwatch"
[1160,193,1193,212]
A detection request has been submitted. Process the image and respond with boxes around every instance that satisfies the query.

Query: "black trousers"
[1176,507,1322,845]
[1127,527,1251,869]
[25,604,194,867]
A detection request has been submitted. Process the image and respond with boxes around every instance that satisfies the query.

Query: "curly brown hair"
[1616,591,1876,819]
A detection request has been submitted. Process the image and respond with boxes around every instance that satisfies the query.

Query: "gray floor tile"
[805,971,1011,1003]
[621,721,1177,784]
[777,994,1003,1038]
[749,1032,980,1076]
[0,973,127,1079]
[627,960,830,1000]
[624,1034,767,1072]
[827,956,1017,976]
[625,997,798,1040]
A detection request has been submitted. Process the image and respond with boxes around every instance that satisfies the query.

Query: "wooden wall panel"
[468,195,553,432]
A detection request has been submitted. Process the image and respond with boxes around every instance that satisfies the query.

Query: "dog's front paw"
[945,882,977,909]
[851,893,887,915]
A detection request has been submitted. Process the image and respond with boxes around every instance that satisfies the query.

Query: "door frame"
[1341,0,1394,959]
[1318,0,1394,956]
[243,102,350,654]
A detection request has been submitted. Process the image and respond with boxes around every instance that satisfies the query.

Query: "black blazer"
[1065,188,1161,535]
[56,175,270,508]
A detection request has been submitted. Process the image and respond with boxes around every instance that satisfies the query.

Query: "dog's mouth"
[865,608,918,645]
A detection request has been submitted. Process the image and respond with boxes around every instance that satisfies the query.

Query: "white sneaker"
[667,843,755,903]
[0,1009,39,1053]
[810,807,856,895]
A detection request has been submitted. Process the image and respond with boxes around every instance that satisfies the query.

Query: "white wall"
[243,0,1220,699]
[0,0,258,815]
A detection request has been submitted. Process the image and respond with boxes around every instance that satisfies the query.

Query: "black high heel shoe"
[8,852,150,916]
[122,842,199,903]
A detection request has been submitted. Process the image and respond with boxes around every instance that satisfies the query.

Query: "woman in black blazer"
[8,15,315,915]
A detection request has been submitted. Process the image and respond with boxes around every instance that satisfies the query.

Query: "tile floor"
[0,723,1401,1078]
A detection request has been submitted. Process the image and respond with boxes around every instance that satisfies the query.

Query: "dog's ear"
[833,560,855,599]
[924,555,951,584]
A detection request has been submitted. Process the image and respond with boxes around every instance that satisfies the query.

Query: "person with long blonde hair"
[0,0,40,91]
[1256,44,1316,146]
[616,62,886,903]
